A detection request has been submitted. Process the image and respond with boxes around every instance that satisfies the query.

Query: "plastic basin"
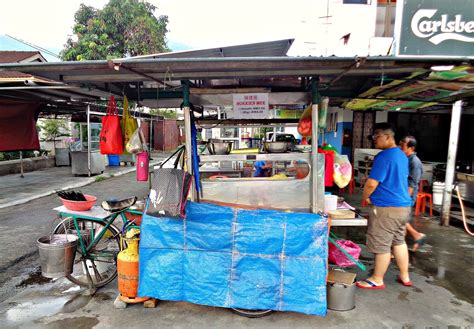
[60,194,97,211]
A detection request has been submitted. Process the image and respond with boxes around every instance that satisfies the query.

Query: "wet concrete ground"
[0,176,473,328]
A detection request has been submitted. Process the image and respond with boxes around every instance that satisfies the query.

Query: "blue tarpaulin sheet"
[138,201,328,316]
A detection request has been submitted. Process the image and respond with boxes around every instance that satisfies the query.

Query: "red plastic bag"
[100,96,123,154]
[328,239,361,267]
[297,103,312,137]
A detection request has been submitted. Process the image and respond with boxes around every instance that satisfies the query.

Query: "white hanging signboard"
[233,93,269,119]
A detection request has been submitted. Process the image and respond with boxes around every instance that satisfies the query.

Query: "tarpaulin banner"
[0,99,40,151]
[138,201,328,316]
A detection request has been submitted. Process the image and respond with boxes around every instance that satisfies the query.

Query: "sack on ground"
[328,239,361,267]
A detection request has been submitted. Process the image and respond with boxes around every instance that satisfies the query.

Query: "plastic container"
[107,154,120,166]
[136,151,149,181]
[432,181,445,205]
[37,234,78,278]
[60,194,97,211]
[324,195,338,211]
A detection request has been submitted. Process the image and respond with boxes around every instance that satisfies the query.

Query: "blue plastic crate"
[107,155,120,166]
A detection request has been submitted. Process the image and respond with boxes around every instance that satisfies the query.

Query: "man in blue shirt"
[357,123,412,289]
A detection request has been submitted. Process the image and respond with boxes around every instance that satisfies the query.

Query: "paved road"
[0,172,150,302]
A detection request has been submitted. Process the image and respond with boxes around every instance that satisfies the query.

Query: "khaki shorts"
[367,206,410,254]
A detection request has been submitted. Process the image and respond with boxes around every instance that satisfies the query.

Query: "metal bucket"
[327,282,356,311]
[37,234,78,278]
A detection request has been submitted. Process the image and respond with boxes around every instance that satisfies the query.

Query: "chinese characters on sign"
[233,93,269,119]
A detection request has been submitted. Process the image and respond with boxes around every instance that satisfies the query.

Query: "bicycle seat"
[101,196,137,212]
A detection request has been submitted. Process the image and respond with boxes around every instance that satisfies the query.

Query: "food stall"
[137,81,366,316]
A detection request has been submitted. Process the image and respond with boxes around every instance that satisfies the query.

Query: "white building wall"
[290,0,378,57]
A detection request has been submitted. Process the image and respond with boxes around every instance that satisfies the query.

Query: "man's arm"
[362,178,379,204]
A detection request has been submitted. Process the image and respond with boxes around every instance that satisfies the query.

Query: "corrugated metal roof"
[129,39,295,59]
[0,54,472,111]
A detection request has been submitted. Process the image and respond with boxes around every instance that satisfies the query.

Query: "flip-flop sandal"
[356,279,385,290]
[397,276,413,287]
[412,234,427,252]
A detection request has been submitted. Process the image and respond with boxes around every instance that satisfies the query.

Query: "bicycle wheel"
[231,308,274,318]
[53,217,121,288]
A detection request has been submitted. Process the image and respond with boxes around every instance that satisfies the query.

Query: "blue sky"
[0,0,375,60]
[0,0,313,60]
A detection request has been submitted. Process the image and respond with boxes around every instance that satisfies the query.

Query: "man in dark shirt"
[357,123,412,289]
[399,135,426,252]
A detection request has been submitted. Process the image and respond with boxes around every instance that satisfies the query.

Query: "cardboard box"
[327,269,356,286]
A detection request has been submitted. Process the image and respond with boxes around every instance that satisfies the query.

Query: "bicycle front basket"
[147,168,192,218]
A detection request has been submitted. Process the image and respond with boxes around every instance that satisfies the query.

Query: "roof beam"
[108,60,173,88]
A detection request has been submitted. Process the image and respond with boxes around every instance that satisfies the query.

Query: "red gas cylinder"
[117,229,149,303]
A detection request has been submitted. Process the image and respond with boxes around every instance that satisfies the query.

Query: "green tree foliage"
[150,109,177,119]
[39,119,70,148]
[61,0,169,61]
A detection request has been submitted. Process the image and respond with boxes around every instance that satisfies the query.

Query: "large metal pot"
[207,141,233,155]
[264,141,288,153]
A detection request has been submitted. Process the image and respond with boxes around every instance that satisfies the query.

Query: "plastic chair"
[415,192,433,217]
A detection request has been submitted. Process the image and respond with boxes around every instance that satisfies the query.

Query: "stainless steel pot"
[207,141,233,155]
[264,141,288,153]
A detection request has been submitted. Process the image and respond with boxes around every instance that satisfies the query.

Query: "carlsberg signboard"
[395,0,474,57]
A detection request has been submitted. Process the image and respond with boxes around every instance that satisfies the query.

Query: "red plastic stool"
[415,192,433,217]
[418,179,429,193]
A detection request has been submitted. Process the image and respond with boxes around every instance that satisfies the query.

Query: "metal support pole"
[441,100,463,226]
[182,80,196,201]
[20,151,24,178]
[311,77,321,213]
[149,118,153,152]
[87,105,91,177]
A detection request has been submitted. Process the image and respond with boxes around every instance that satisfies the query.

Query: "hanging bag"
[136,151,149,182]
[100,96,123,154]
[121,96,138,154]
[146,147,192,218]
[126,128,147,154]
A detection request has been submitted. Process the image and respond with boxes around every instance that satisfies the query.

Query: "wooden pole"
[182,80,196,201]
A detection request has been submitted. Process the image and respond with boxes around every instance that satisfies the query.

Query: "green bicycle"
[53,196,140,289]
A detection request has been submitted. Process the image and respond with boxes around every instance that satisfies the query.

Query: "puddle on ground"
[44,316,99,329]
[16,267,51,288]
[94,292,113,302]
[398,291,409,301]
[6,296,68,323]
[61,294,91,313]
